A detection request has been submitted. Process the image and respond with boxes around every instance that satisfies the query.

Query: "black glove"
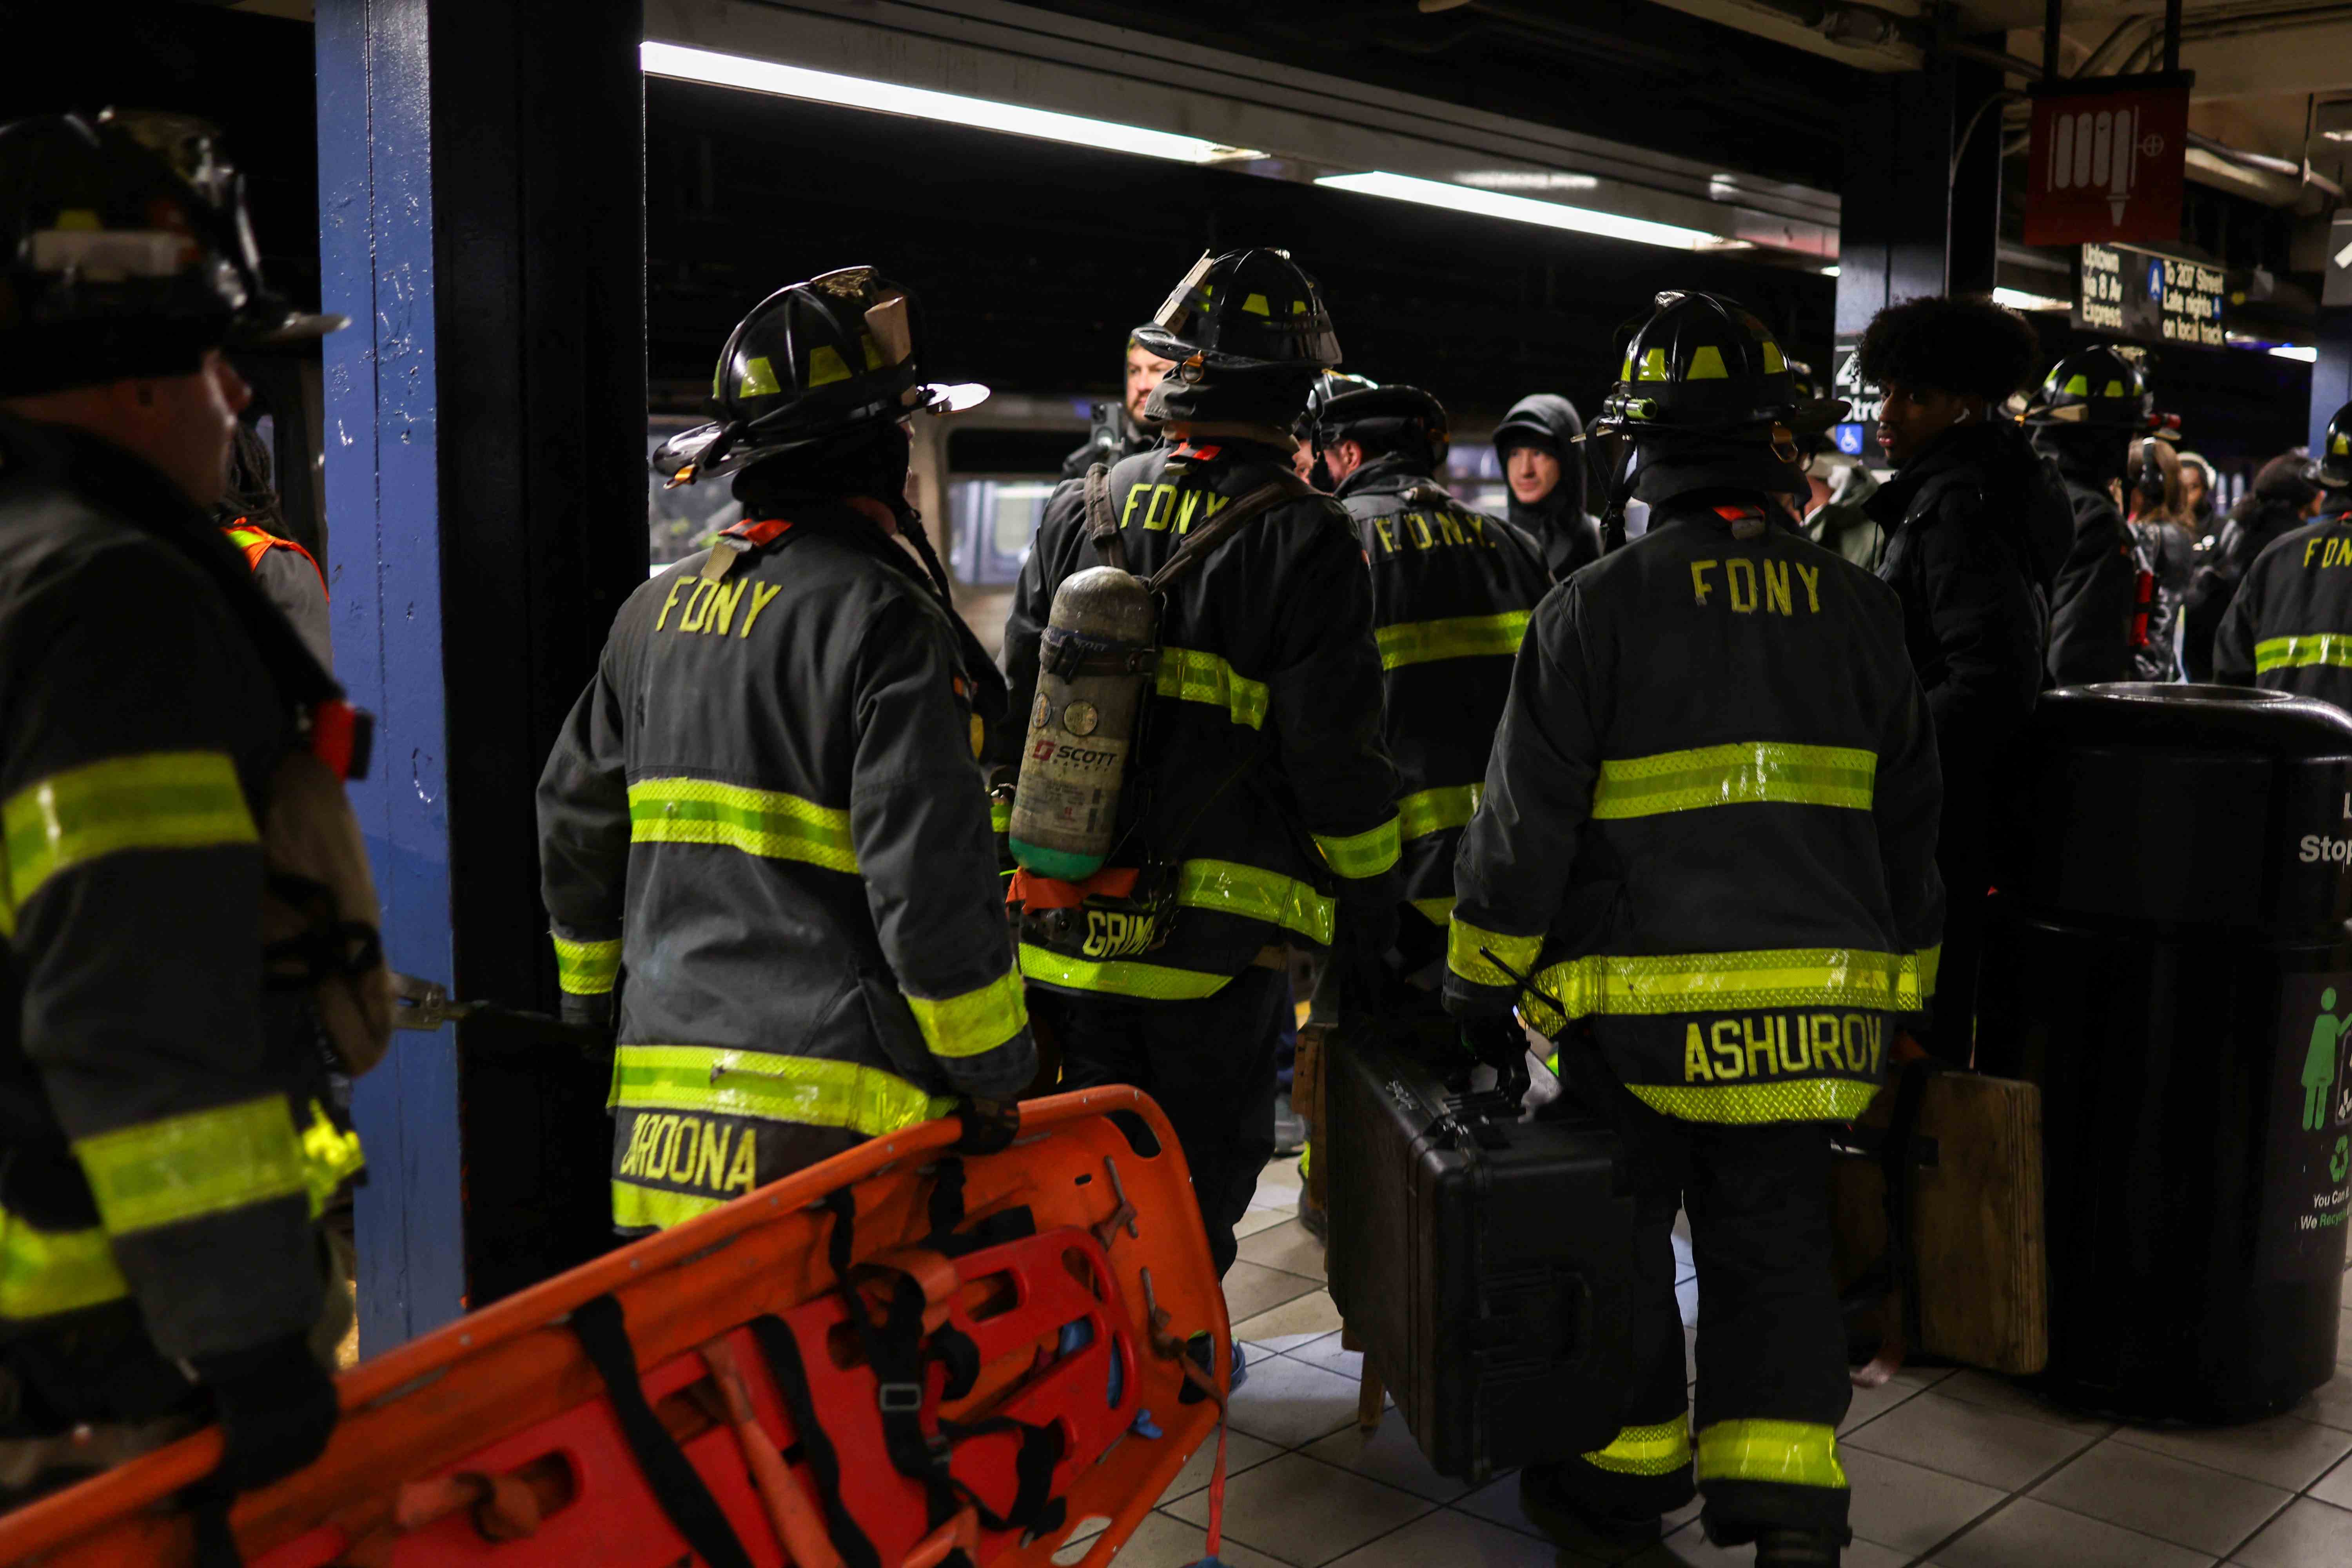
[1462,1013,1531,1108]
[954,1095,1020,1154]
[191,1333,338,1495]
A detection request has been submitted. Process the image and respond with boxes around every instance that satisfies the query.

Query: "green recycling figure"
[2303,988,2348,1133]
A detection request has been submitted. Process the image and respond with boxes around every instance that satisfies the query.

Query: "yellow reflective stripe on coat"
[0,1210,127,1321]
[1520,947,1922,1029]
[1592,742,1876,820]
[1410,895,1455,925]
[1314,817,1400,880]
[1375,611,1530,670]
[552,933,623,996]
[610,1044,954,1137]
[610,1181,727,1232]
[2255,634,2352,673]
[628,778,858,873]
[1916,942,1942,1000]
[1629,1078,1882,1125]
[1018,944,1232,1001]
[1397,783,1481,842]
[1157,647,1269,730]
[1694,1420,1847,1489]
[1583,1417,1692,1476]
[72,1094,307,1238]
[3,750,257,914]
[904,968,1029,1060]
[1448,917,1543,990]
[1177,858,1334,945]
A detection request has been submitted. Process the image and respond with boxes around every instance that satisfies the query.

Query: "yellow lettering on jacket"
[739,582,783,639]
[1462,513,1491,547]
[1691,560,1718,606]
[1743,1014,1778,1076]
[1436,510,1466,546]
[656,577,688,631]
[1727,557,1758,614]
[1764,559,1793,616]
[1144,484,1178,533]
[1374,519,1398,555]
[1407,512,1436,549]
[726,1128,758,1192]
[1121,484,1149,530]
[1810,1013,1845,1070]
[1710,1018,1744,1080]
[1779,1014,1808,1072]
[694,1124,733,1188]
[1684,1023,1715,1082]
[666,1117,700,1181]
[617,1113,657,1176]
[703,579,748,635]
[1794,562,1820,613]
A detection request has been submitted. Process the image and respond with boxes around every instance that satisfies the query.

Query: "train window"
[948,479,1058,586]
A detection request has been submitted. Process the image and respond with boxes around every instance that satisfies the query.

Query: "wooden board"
[1832,1071,2049,1376]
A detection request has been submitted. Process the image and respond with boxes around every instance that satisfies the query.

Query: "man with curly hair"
[1855,296,2069,1063]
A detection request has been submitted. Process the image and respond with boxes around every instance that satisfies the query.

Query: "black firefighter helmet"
[1312,381,1450,468]
[653,266,986,485]
[0,109,343,395]
[2321,400,2352,490]
[2025,345,2152,429]
[1138,249,1340,426]
[1591,292,1836,441]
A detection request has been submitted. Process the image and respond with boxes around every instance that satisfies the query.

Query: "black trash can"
[1979,684,2352,1422]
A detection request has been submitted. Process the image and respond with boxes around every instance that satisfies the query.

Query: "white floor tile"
[1223,1260,1321,1325]
[1841,1445,2007,1557]
[2028,1436,2292,1557]
[1092,1510,1290,1568]
[1842,1391,2099,1491]
[1161,1452,1434,1567]
[1223,1353,1367,1448]
[1154,1428,1283,1506]
[1231,1289,1341,1352]
[1299,1421,1471,1504]
[2228,1496,2352,1568]
[1236,1219,1327,1283]
[1323,1507,1598,1568]
[1929,1496,2214,1568]
[2114,1412,2352,1492]
[1283,1333,1363,1381]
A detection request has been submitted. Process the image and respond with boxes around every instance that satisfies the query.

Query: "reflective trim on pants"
[1583,1417,1693,1476]
[1694,1420,1847,1490]
[552,933,622,996]
[73,1095,308,1238]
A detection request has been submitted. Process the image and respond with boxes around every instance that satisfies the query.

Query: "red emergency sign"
[2023,77,2191,247]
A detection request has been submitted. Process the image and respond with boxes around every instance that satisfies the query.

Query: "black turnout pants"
[1029,965,1287,1276]
[1539,1075,1853,1541]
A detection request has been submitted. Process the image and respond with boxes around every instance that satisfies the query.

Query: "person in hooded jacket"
[1493,394,1602,580]
[539,268,1036,1234]
[1313,381,1550,976]
[1450,291,1941,1568]
[2024,347,2148,686]
[2181,452,2328,682]
[1855,296,2062,1065]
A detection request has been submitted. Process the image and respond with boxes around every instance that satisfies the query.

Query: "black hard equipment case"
[1323,1022,1639,1483]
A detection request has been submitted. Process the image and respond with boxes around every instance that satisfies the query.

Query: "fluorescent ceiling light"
[1454,170,1601,192]
[2270,344,2319,362]
[1314,170,1716,251]
[640,42,1260,164]
[1993,286,2072,313]
[1819,265,1840,278]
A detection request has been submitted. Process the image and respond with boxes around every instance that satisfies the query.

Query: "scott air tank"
[1008,566,1158,880]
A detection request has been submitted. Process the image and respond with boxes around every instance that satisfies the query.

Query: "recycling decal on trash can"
[2264,973,2352,1277]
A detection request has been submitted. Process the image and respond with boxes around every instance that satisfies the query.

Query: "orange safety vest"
[221,518,329,599]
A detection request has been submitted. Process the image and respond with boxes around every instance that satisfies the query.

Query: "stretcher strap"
[569,1294,756,1568]
[750,1314,885,1568]
[820,1174,1062,1541]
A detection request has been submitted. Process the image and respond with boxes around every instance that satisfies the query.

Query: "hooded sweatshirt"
[2181,463,2322,681]
[1492,394,1603,581]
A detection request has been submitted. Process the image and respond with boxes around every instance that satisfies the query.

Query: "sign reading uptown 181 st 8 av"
[2075,242,2225,348]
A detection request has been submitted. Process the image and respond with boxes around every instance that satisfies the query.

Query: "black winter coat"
[2046,476,2140,686]
[1863,421,2061,767]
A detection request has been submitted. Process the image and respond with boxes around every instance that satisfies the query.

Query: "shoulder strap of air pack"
[1083,462,1126,571]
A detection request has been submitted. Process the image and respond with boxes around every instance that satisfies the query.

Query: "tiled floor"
[1076,1159,2352,1567]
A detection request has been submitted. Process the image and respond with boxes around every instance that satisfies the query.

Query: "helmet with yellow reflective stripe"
[1133,248,1341,374]
[0,110,344,396]
[1591,291,1801,439]
[2024,344,2152,429]
[2317,400,2352,490]
[653,266,989,484]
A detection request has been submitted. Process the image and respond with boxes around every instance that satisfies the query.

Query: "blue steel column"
[317,0,467,1350]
